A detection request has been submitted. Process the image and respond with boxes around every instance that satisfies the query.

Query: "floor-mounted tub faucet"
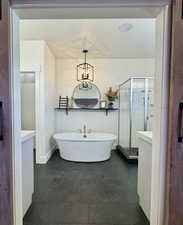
[83,125,87,138]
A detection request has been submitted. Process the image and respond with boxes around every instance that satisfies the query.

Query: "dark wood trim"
[165,1,183,225]
[2,1,183,225]
[0,0,2,20]
[0,0,13,225]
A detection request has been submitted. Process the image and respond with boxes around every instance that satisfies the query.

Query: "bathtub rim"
[53,132,117,142]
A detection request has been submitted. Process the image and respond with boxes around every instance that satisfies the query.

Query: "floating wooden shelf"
[55,107,119,116]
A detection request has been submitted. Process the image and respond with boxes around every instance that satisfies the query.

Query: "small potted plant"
[105,87,119,108]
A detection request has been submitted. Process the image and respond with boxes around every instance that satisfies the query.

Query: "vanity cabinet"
[21,130,35,216]
[137,131,152,221]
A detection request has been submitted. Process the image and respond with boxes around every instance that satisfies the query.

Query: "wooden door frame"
[165,0,183,225]
[8,1,172,225]
[0,1,13,225]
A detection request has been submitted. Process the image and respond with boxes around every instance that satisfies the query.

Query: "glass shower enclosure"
[118,77,153,160]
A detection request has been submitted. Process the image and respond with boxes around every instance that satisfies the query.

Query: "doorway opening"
[11,4,170,225]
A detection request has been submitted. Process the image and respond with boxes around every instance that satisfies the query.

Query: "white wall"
[20,40,56,163]
[44,44,56,155]
[20,40,44,71]
[55,58,155,145]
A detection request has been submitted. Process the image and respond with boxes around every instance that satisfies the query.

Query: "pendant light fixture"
[76,50,94,87]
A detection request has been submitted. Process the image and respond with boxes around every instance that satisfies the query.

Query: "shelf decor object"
[58,96,69,115]
[100,100,107,109]
[76,50,94,89]
[105,87,118,102]
[105,87,119,109]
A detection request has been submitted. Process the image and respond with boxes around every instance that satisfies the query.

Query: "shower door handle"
[178,102,183,143]
[0,102,3,140]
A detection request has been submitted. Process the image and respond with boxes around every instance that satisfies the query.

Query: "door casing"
[10,1,171,225]
[0,1,13,225]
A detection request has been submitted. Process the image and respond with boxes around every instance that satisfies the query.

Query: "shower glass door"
[119,80,131,150]
[118,77,153,159]
[131,78,145,148]
[147,79,154,131]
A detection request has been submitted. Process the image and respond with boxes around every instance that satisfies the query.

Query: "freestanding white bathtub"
[53,132,117,162]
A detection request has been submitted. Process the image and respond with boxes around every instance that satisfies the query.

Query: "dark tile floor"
[23,150,149,225]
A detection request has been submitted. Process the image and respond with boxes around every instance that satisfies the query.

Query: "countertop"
[137,131,152,144]
[21,130,36,142]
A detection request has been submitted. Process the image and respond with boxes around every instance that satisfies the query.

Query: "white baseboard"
[36,146,56,164]
[112,144,117,150]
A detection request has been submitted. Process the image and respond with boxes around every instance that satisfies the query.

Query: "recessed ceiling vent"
[118,23,133,32]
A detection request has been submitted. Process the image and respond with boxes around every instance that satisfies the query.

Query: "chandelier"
[76,50,94,87]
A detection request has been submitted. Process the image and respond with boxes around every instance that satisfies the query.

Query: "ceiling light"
[118,23,133,32]
[76,50,94,88]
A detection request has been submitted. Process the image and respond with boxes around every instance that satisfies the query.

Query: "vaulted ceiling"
[20,19,155,58]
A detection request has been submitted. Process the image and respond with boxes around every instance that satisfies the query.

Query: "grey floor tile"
[49,203,89,224]
[88,203,128,224]
[24,223,100,225]
[23,203,50,225]
[24,151,149,225]
[88,203,148,224]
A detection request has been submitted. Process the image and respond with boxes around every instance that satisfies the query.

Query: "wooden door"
[0,0,13,225]
[165,0,183,225]
[1,1,183,225]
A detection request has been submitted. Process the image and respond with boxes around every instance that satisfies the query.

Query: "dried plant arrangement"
[105,87,119,102]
